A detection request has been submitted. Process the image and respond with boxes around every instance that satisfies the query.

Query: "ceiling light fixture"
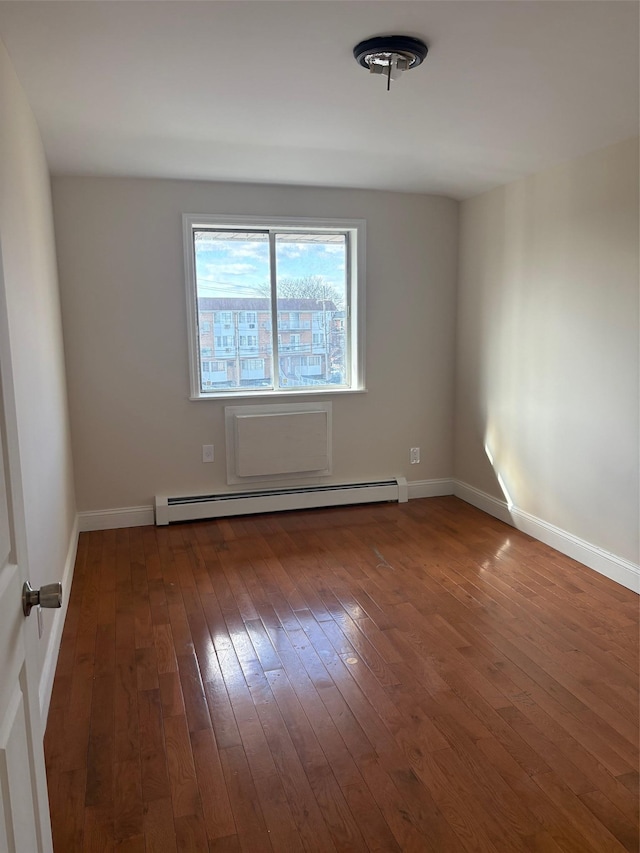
[353,35,428,91]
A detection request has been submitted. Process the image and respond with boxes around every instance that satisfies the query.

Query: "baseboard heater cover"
[155,478,408,525]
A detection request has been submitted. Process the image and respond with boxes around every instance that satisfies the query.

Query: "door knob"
[22,581,62,617]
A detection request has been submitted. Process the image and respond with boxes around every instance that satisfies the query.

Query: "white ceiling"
[0,1,637,199]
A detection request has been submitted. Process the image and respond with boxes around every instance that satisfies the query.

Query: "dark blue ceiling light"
[353,35,428,91]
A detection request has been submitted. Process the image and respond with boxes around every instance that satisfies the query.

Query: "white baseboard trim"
[39,514,79,721]
[79,485,456,530]
[78,505,155,531]
[453,480,513,525]
[453,479,639,594]
[408,478,455,499]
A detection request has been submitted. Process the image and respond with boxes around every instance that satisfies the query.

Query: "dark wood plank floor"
[44,497,639,852]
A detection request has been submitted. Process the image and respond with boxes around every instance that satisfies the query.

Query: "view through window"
[190,226,354,394]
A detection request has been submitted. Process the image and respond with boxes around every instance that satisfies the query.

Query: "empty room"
[0,1,638,851]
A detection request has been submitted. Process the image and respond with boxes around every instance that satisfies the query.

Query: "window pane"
[275,233,348,388]
[194,230,273,391]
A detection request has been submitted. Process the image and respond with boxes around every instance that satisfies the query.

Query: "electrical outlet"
[202,444,214,463]
[410,447,420,464]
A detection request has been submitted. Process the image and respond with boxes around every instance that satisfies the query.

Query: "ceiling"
[0,1,637,199]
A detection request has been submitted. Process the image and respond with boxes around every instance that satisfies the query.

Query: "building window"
[215,336,235,349]
[202,360,226,372]
[184,215,365,397]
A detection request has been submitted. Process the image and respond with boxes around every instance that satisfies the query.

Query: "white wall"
[455,137,639,566]
[0,39,76,684]
[52,177,458,512]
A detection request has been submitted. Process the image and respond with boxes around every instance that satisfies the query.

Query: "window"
[202,360,226,373]
[242,359,265,372]
[215,336,234,350]
[184,214,365,397]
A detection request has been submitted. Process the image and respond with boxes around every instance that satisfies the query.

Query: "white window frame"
[184,214,366,399]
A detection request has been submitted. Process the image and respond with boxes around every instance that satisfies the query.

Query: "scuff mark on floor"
[372,545,394,570]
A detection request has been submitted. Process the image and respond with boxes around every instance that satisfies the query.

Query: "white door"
[0,247,54,850]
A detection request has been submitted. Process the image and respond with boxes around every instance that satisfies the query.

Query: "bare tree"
[278,275,342,305]
[258,275,343,308]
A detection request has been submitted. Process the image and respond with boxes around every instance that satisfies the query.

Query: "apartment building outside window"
[184,214,365,397]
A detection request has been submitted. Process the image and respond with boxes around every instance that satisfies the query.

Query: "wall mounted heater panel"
[225,402,332,485]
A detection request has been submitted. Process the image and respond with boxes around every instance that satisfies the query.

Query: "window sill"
[189,387,367,401]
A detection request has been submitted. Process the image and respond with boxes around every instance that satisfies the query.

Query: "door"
[0,245,54,850]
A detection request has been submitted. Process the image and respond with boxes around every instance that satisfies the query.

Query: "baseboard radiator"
[155,477,408,526]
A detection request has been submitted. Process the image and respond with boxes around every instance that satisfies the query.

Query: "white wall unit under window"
[184,214,365,399]
[225,402,333,484]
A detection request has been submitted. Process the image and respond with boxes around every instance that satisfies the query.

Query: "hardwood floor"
[44,497,639,852]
